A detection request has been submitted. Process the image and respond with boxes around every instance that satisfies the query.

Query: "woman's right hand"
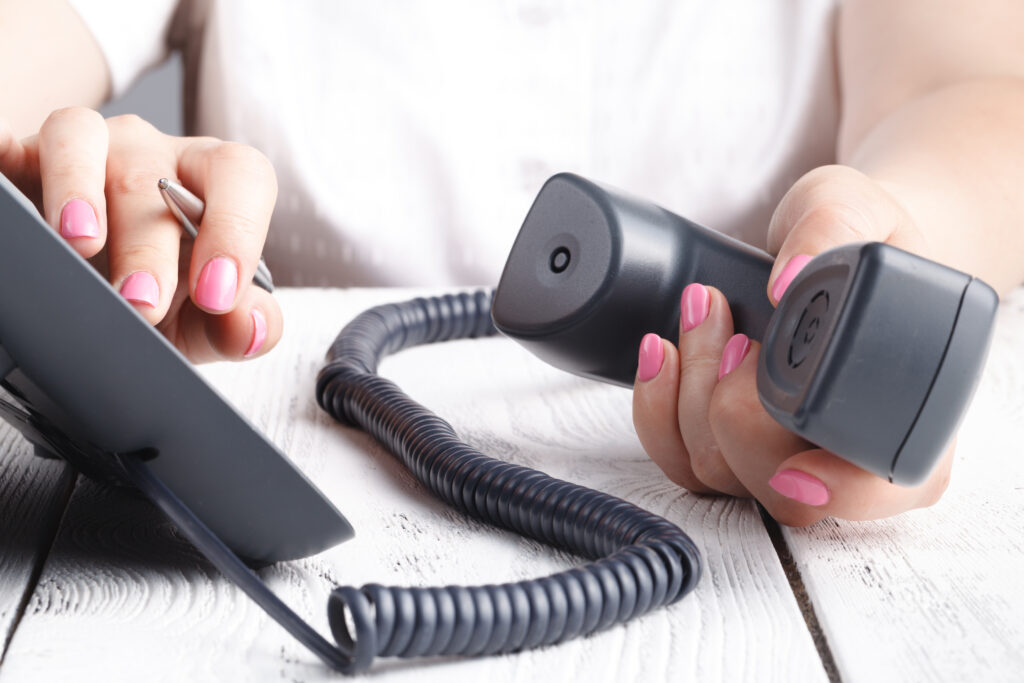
[0,107,282,362]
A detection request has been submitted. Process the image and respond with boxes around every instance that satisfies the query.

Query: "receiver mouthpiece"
[493,173,997,486]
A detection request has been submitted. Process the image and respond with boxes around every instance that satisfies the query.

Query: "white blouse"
[69,0,840,287]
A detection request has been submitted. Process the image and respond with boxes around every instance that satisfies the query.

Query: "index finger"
[175,139,278,313]
[37,107,109,258]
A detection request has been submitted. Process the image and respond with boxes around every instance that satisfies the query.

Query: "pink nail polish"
[771,254,812,303]
[681,283,710,332]
[195,257,238,312]
[244,309,268,358]
[60,199,99,239]
[637,333,665,382]
[119,271,159,308]
[769,469,830,506]
[718,333,750,379]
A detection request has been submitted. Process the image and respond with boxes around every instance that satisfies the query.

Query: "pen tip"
[158,178,170,190]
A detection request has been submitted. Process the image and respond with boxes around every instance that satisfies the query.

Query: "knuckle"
[687,446,727,486]
[659,461,712,495]
[42,106,104,132]
[679,353,720,379]
[661,467,695,490]
[177,136,220,163]
[188,135,222,148]
[45,161,101,184]
[202,208,263,239]
[797,202,872,244]
[115,243,169,273]
[707,386,751,431]
[209,142,278,191]
[106,113,157,137]
[768,165,871,248]
[798,164,852,187]
[212,142,271,172]
[790,165,861,200]
[674,479,713,495]
[108,168,160,197]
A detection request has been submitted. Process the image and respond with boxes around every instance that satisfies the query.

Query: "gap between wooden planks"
[0,426,76,665]
[11,287,1023,681]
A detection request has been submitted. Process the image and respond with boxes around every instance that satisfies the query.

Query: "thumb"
[765,165,922,304]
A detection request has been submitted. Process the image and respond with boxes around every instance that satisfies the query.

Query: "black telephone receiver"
[492,173,998,486]
[0,167,994,673]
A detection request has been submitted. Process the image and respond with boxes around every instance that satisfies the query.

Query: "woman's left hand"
[632,165,955,525]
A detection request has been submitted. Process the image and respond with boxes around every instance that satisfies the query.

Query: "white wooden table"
[1,287,1022,682]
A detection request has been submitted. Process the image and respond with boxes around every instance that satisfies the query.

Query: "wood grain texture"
[0,289,825,682]
[0,420,75,657]
[783,287,1024,683]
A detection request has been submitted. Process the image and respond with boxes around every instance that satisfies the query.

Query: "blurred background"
[99,52,183,136]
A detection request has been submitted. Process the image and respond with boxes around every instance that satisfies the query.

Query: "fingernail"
[195,257,238,312]
[637,333,665,382]
[771,254,812,303]
[119,271,159,308]
[244,309,268,358]
[60,199,99,239]
[718,333,751,379]
[769,469,830,506]
[681,283,710,332]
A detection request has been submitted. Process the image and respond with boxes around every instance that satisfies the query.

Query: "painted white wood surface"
[784,287,1024,683]
[0,289,825,682]
[0,422,75,655]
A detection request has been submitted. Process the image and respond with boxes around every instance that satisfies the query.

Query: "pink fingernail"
[769,469,830,506]
[244,309,268,358]
[195,257,238,312]
[771,254,812,303]
[681,283,710,332]
[60,199,99,239]
[119,271,159,308]
[637,333,665,382]
[718,333,751,379]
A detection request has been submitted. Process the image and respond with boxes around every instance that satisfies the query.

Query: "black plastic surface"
[492,173,775,386]
[0,172,353,563]
[494,174,999,487]
[759,243,997,484]
[889,277,998,484]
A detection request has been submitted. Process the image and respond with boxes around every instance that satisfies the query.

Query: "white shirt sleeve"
[67,0,181,97]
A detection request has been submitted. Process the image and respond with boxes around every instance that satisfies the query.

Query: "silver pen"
[158,178,275,293]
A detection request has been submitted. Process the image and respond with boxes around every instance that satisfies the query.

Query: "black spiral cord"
[310,290,702,673]
[103,290,703,674]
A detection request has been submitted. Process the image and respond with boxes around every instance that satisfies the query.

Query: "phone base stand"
[0,171,354,565]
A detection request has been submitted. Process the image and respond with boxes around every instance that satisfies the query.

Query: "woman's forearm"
[840,77,1024,296]
[0,0,109,138]
[837,0,1024,296]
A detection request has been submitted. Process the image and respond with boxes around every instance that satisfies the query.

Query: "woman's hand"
[632,165,954,526]
[0,107,282,362]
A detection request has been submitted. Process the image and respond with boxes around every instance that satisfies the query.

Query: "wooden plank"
[0,421,75,659]
[783,287,1024,683]
[0,289,825,681]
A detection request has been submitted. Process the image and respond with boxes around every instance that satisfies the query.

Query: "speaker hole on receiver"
[549,246,571,273]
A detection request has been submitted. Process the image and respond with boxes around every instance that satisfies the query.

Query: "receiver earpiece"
[757,241,997,485]
[493,173,998,486]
